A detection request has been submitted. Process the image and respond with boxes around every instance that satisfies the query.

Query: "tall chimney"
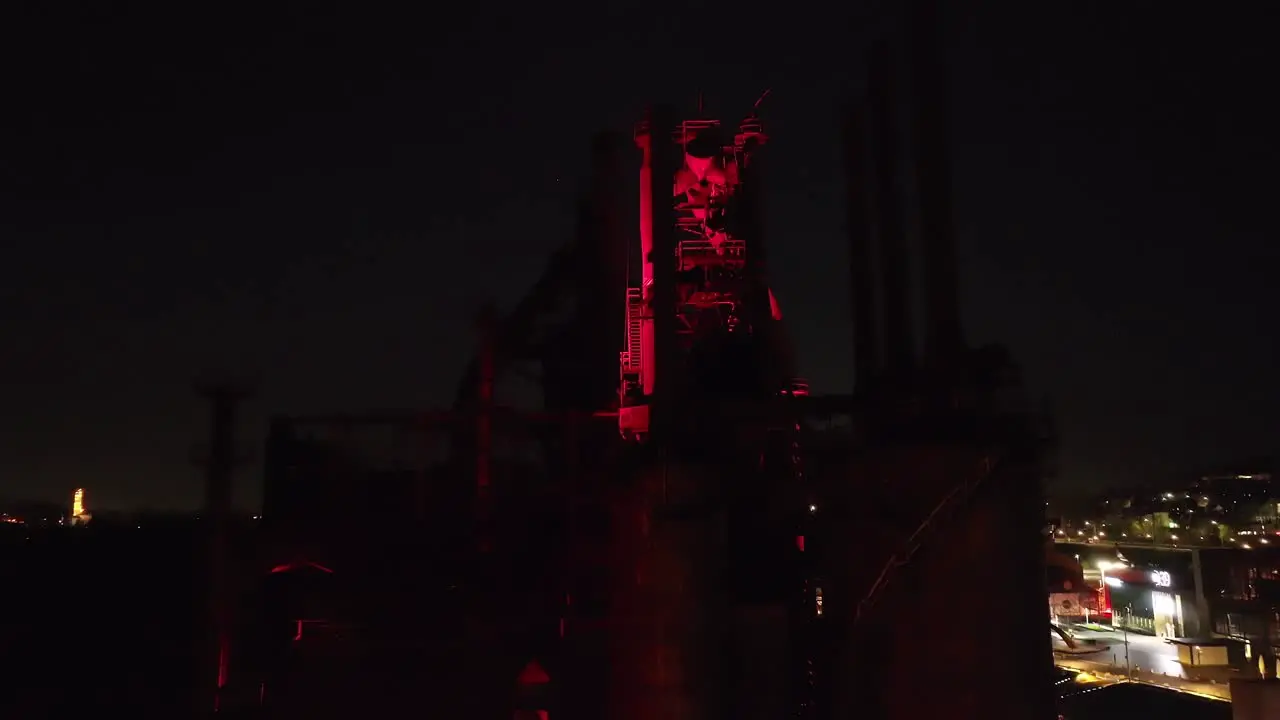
[909,0,966,362]
[475,304,495,555]
[843,102,879,392]
[736,118,771,332]
[195,383,250,715]
[867,42,914,374]
[646,106,679,442]
[581,132,625,410]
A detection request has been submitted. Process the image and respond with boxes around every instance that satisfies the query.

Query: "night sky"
[2,3,1275,510]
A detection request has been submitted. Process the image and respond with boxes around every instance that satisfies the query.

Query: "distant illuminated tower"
[71,488,91,525]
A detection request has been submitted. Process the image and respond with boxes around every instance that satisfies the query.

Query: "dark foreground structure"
[0,1,1054,717]
[237,2,1054,718]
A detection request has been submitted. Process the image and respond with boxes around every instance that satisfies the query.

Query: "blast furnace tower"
[618,109,801,441]
[586,105,812,720]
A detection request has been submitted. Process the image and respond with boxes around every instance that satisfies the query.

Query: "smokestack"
[475,304,495,555]
[736,118,771,329]
[195,383,251,714]
[843,102,878,393]
[908,0,966,362]
[591,133,625,277]
[646,106,679,442]
[562,133,627,413]
[867,42,914,374]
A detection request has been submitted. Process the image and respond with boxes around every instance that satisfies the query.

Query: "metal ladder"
[621,287,644,375]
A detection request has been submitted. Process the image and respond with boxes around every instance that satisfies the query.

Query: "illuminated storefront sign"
[1151,570,1172,587]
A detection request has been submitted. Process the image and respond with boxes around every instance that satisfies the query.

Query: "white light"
[1151,570,1171,587]
[808,504,817,513]
[1104,576,1124,588]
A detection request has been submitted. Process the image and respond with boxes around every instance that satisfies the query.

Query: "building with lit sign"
[1105,565,1187,638]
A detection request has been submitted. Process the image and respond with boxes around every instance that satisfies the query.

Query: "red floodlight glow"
[269,561,335,574]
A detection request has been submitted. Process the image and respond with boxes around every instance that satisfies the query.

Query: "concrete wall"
[1230,679,1280,720]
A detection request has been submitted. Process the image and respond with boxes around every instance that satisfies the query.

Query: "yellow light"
[72,488,85,517]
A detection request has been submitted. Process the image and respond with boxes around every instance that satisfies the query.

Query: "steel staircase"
[854,451,1003,623]
[619,288,644,396]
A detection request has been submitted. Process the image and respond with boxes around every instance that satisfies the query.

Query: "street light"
[1122,604,1133,679]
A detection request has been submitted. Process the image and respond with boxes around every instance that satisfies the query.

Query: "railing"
[675,119,721,146]
[676,240,746,269]
[1055,657,1233,701]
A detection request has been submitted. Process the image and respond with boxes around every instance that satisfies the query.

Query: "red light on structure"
[515,660,551,720]
[213,633,230,711]
[796,535,805,552]
[269,561,334,574]
[517,660,550,686]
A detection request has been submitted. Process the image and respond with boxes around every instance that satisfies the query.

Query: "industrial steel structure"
[223,1,1056,717]
[618,106,802,441]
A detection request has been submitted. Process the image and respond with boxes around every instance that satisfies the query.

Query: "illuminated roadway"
[1052,628,1232,702]
[1065,628,1184,676]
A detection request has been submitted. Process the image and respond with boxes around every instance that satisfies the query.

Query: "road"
[1052,625,1234,702]
[1066,627,1184,677]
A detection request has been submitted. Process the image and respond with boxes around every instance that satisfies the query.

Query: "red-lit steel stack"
[618,107,796,441]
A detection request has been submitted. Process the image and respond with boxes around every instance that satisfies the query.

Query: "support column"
[647,107,679,442]
[908,0,966,362]
[194,383,251,716]
[843,102,879,392]
[867,42,914,374]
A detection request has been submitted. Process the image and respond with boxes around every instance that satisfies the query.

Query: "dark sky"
[1,2,1275,510]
